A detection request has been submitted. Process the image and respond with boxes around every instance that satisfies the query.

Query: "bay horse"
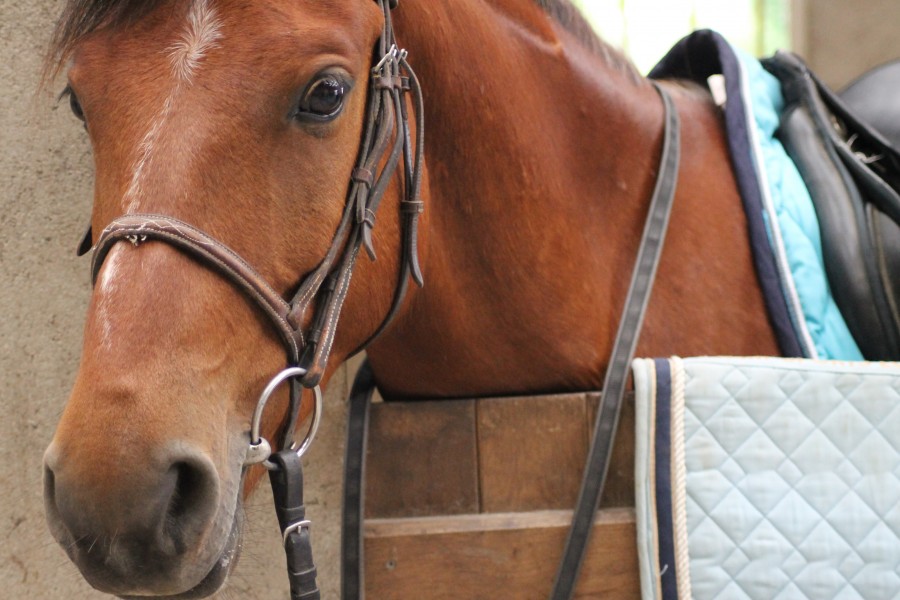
[42,0,778,597]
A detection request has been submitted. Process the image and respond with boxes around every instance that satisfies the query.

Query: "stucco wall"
[2,1,898,599]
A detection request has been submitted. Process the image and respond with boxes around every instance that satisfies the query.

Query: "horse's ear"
[76,224,93,256]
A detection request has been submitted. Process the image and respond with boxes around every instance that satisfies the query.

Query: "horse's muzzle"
[42,441,235,597]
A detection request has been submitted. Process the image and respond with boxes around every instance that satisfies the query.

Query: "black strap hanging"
[549,83,681,599]
[340,362,376,600]
[269,449,321,600]
[339,84,681,600]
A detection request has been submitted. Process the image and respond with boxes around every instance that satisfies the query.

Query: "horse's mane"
[535,0,641,81]
[44,0,161,79]
[45,0,640,81]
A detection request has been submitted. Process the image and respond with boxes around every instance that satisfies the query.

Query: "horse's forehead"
[66,0,381,213]
[71,0,377,81]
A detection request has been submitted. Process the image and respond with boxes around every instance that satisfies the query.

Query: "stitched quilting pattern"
[680,358,900,599]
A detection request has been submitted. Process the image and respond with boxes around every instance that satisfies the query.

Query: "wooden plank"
[364,508,640,599]
[365,399,479,518]
[366,392,637,516]
[477,394,590,512]
[588,393,636,508]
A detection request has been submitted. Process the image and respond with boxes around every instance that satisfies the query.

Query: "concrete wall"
[3,1,899,599]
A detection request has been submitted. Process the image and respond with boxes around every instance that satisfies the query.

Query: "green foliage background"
[572,0,792,73]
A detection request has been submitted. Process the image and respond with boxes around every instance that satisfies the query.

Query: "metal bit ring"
[245,367,324,469]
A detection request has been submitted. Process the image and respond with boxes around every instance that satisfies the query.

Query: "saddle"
[841,59,900,149]
[763,53,900,360]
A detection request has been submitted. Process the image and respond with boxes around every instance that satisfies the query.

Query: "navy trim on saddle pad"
[652,358,678,599]
[650,30,804,358]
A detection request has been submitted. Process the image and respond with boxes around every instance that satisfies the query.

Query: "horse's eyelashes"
[60,85,86,123]
[70,94,85,122]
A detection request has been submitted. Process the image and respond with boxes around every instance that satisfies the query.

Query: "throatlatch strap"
[341,362,376,600]
[549,83,681,599]
[269,450,321,600]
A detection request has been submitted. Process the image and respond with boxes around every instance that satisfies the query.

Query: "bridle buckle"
[283,520,312,545]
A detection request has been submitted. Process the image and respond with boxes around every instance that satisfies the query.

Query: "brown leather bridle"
[86,0,422,445]
[88,0,422,390]
[80,2,422,598]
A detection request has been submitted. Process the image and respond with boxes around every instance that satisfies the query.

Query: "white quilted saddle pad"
[633,357,900,599]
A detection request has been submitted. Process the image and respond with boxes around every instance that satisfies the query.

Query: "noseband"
[81,2,422,598]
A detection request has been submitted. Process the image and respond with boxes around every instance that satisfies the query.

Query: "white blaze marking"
[96,245,125,350]
[168,0,224,83]
[105,0,224,342]
[122,0,223,211]
[123,92,176,209]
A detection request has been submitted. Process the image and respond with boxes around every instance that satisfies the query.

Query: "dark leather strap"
[340,362,376,600]
[338,84,681,600]
[549,83,681,599]
[87,0,424,387]
[291,0,425,385]
[269,450,321,600]
[91,214,304,361]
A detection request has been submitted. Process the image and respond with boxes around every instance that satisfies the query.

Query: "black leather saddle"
[763,53,900,360]
[841,60,900,151]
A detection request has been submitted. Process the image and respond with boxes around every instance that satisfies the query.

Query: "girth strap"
[549,82,681,599]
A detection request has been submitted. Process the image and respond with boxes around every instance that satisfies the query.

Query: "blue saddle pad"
[651,31,862,361]
[634,356,900,599]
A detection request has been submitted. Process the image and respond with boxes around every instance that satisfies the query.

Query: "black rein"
[340,83,682,600]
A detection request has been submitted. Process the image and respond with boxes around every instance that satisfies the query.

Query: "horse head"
[42,0,421,596]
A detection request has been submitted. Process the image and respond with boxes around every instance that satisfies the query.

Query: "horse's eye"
[296,75,346,121]
[62,86,86,122]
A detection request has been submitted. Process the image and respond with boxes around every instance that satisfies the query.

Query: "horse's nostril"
[43,462,56,505]
[44,443,221,561]
[42,461,64,540]
[164,461,205,553]
[43,440,227,595]
[168,462,200,520]
[161,457,219,556]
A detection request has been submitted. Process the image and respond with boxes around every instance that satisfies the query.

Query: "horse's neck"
[368,0,778,398]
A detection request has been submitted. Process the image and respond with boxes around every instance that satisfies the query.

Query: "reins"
[340,82,682,600]
[550,82,680,599]
[83,1,422,598]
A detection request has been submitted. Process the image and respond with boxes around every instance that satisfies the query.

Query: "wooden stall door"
[363,392,640,599]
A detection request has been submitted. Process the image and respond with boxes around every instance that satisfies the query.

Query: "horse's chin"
[119,512,243,600]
